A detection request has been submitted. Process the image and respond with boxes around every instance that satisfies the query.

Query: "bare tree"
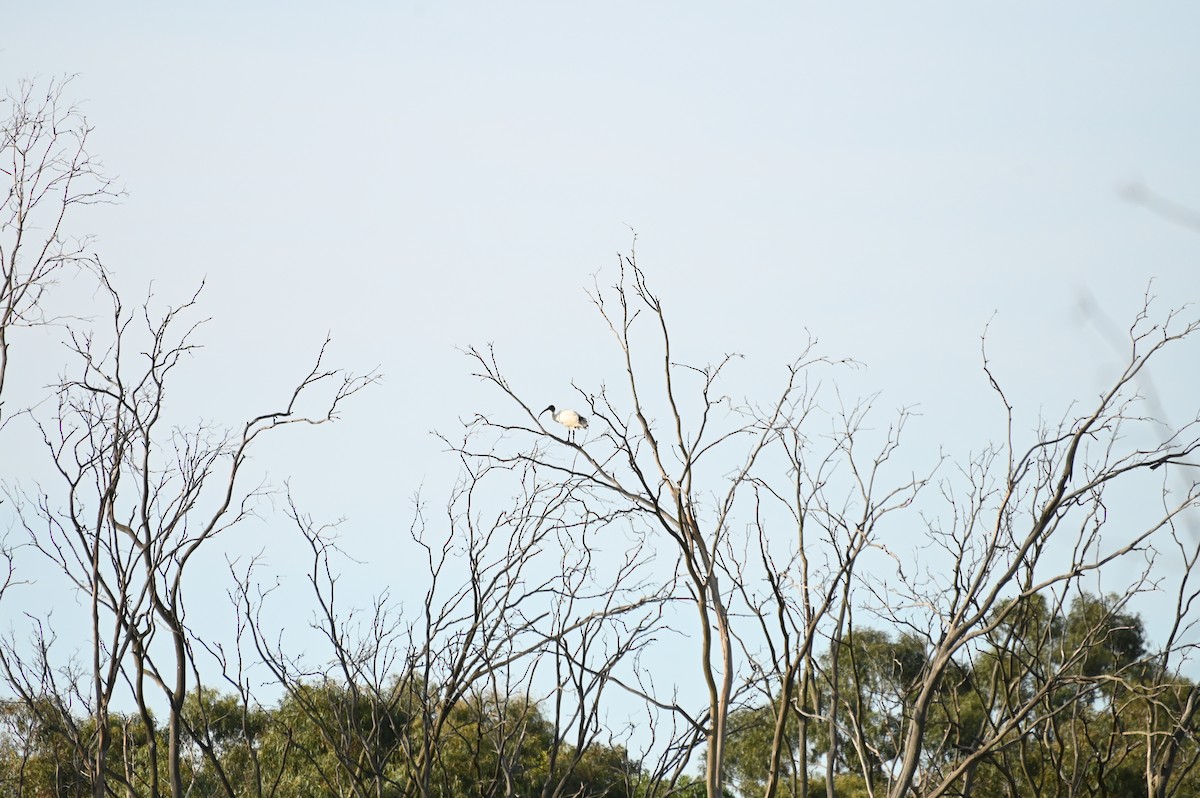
[3,271,373,798]
[462,255,1200,798]
[4,80,1198,798]
[867,299,1200,798]
[0,78,119,721]
[0,76,118,428]
[461,256,890,798]
[241,452,666,798]
[1140,500,1200,798]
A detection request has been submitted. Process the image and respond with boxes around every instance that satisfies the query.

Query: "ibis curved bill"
[541,404,589,441]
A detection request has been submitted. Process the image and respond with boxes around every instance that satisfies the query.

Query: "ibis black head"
[540,405,555,416]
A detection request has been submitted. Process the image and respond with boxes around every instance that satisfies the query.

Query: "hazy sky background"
[3,4,1200,656]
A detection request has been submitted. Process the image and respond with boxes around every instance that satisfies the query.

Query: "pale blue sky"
[3,3,1200,651]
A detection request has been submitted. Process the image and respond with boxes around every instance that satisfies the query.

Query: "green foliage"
[723,703,795,798]
[719,593,1200,798]
[1065,592,1146,679]
[0,699,92,798]
[2,593,1196,798]
[0,681,649,798]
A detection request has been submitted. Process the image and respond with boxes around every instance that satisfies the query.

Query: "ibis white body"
[541,405,589,440]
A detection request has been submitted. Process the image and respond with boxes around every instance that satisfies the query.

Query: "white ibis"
[541,405,589,442]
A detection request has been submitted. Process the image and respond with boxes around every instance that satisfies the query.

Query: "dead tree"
[0,76,118,429]
[241,453,666,798]
[873,298,1200,798]
[461,255,896,798]
[4,272,373,798]
[463,258,1200,798]
[0,81,120,767]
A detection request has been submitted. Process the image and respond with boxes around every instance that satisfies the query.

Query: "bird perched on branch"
[541,405,588,442]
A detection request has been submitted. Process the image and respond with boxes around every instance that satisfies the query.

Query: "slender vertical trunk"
[825,599,849,798]
[131,636,160,798]
[168,620,187,798]
[1148,685,1199,798]
[961,758,976,798]
[681,506,733,798]
[764,656,799,798]
[91,525,109,798]
[798,668,811,798]
[797,499,812,798]
[706,581,735,798]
